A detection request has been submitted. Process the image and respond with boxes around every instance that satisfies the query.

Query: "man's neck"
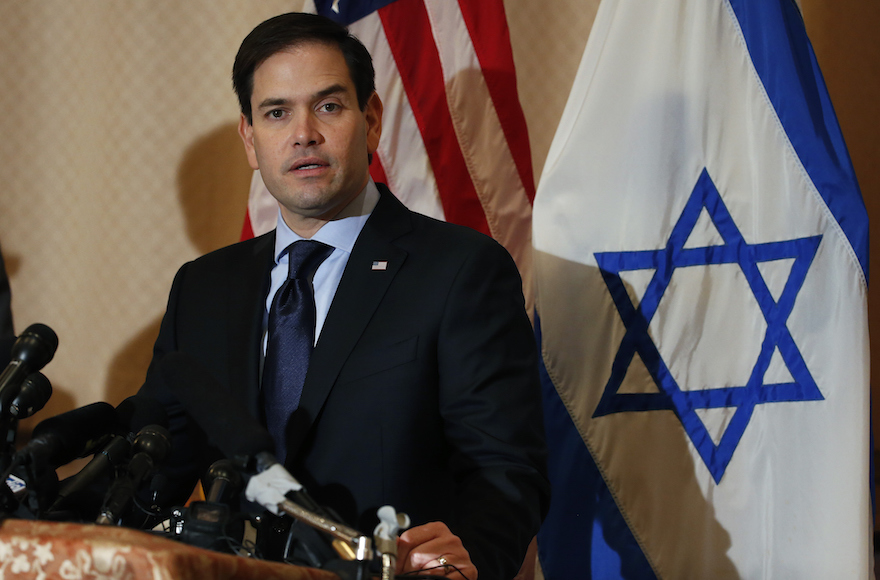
[279,183,373,238]
[276,180,379,242]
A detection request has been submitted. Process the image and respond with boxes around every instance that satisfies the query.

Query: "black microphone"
[1,401,117,516]
[96,424,171,525]
[9,372,52,419]
[0,324,58,416]
[47,435,130,515]
[52,395,170,512]
[174,459,246,553]
[205,459,244,504]
[11,402,117,472]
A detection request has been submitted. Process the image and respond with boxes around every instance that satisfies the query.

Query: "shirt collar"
[273,179,380,263]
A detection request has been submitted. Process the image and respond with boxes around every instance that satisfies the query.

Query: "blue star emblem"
[594,168,823,483]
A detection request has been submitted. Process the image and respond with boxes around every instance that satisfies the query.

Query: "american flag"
[240,0,537,312]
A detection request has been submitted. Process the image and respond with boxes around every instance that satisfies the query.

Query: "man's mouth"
[291,158,327,171]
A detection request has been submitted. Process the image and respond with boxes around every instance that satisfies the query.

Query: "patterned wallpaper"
[0,1,302,425]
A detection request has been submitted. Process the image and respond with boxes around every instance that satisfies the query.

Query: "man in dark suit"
[141,13,548,579]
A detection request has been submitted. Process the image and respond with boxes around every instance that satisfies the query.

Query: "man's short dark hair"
[233,12,376,124]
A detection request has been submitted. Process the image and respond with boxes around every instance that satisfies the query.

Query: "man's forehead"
[251,42,356,99]
[258,41,349,77]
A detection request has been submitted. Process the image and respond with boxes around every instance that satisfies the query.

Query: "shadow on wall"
[103,123,254,404]
[177,122,255,255]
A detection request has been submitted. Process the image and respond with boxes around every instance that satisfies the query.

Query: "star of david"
[593,168,823,483]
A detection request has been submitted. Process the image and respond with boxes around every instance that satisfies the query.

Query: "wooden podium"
[0,519,339,580]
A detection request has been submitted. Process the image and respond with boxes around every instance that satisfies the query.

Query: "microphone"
[1,401,117,516]
[0,324,58,416]
[174,459,246,553]
[11,402,117,472]
[205,459,243,504]
[51,395,170,512]
[50,435,130,513]
[9,372,52,419]
[96,424,171,525]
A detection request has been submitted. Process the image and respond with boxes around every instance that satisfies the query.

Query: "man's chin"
[276,199,351,232]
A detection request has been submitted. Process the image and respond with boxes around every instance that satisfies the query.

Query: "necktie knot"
[284,240,334,282]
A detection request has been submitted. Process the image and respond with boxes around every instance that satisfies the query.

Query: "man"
[141,13,548,579]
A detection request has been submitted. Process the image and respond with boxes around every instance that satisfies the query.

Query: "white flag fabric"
[533,0,871,577]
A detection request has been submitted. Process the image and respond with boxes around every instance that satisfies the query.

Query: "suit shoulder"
[374,184,504,254]
[183,232,274,271]
[405,211,511,262]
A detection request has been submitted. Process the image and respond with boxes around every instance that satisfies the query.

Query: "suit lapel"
[287,186,412,458]
[227,231,274,419]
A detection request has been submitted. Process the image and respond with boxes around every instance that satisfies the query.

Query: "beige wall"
[0,1,877,472]
[0,2,303,429]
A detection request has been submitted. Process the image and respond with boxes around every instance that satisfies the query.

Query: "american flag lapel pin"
[371,260,388,271]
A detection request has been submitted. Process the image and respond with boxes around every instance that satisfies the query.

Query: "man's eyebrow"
[314,84,347,100]
[256,84,349,110]
[257,97,290,110]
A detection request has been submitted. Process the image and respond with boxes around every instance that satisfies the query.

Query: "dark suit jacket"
[141,185,550,578]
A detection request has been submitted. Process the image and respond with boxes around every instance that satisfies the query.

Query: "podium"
[0,519,338,579]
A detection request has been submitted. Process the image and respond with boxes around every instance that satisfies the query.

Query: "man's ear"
[238,114,259,170]
[365,92,383,155]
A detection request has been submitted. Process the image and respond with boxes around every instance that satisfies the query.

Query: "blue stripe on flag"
[314,0,397,25]
[730,0,873,526]
[536,315,656,580]
[727,0,869,280]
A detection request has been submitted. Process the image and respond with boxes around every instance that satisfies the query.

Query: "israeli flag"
[533,0,871,577]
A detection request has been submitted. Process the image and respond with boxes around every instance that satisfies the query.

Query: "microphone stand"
[276,499,372,580]
[275,500,409,580]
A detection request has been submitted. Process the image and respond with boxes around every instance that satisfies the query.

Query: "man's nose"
[292,113,323,147]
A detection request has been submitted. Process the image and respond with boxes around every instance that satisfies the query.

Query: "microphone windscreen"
[30,401,117,467]
[157,351,274,460]
[205,458,244,503]
[115,394,169,436]
[10,372,53,418]
[11,323,58,371]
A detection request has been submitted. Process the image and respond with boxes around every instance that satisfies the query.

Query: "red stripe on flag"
[378,0,490,235]
[240,209,255,241]
[457,0,536,203]
[369,152,389,187]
